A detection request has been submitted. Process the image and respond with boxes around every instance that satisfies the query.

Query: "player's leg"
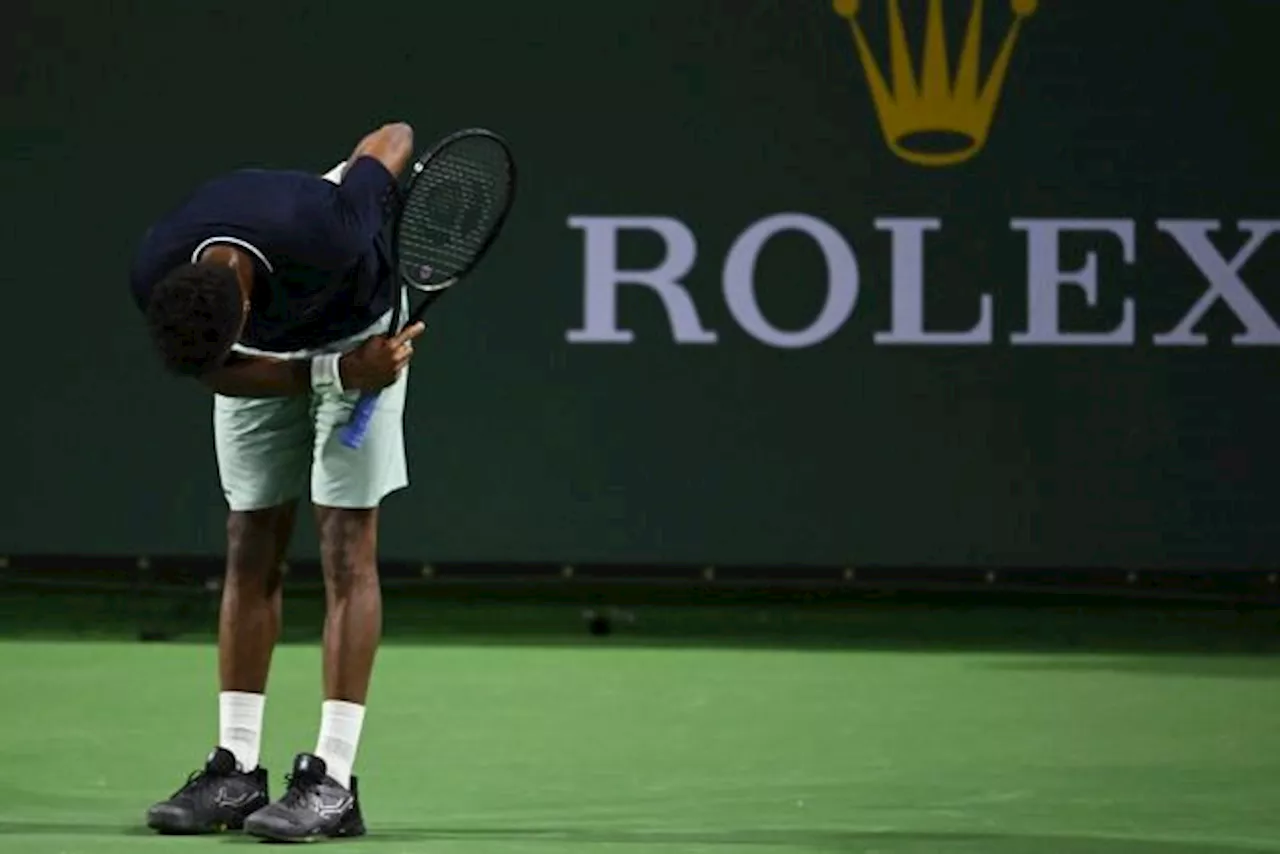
[315,503,382,771]
[245,361,408,842]
[146,393,312,835]
[219,502,297,753]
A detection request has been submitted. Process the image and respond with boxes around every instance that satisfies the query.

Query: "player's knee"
[316,507,378,598]
[226,507,292,593]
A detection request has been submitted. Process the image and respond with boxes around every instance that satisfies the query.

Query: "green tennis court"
[2,597,1279,854]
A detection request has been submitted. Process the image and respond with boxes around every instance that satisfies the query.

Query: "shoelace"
[170,768,218,800]
[279,772,322,809]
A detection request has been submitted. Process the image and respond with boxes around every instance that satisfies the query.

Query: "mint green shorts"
[213,312,409,512]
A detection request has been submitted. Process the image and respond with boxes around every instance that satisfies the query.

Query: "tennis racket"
[338,128,517,450]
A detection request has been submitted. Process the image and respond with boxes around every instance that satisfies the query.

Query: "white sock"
[219,691,266,772]
[315,700,366,789]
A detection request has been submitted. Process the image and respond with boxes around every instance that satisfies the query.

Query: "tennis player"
[130,121,423,842]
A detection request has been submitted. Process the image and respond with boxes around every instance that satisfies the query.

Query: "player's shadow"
[327,827,1266,852]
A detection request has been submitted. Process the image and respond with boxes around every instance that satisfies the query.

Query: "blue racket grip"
[339,391,381,449]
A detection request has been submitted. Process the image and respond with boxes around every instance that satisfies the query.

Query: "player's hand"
[339,322,426,391]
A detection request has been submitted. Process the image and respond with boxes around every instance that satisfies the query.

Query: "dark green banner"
[1,0,1276,567]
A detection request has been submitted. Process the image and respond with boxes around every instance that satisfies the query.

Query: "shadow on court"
[0,824,1270,853]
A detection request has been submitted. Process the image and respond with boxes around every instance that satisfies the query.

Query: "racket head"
[392,128,516,294]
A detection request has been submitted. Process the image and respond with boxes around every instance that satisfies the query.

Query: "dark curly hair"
[145,262,245,377]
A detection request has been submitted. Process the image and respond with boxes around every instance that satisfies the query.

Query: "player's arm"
[199,325,425,397]
[297,123,415,271]
[342,122,415,180]
[200,355,311,397]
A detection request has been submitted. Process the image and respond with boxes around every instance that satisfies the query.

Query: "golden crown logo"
[833,0,1037,167]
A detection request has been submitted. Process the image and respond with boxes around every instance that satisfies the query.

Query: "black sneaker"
[244,753,366,842]
[145,746,270,834]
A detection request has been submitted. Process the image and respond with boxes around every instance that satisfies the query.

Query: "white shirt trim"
[229,309,391,360]
[229,291,407,359]
[190,236,274,273]
[322,161,346,184]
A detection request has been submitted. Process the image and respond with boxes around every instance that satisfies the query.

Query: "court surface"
[2,616,1279,854]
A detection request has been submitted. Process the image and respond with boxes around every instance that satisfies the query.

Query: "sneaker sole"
[146,817,240,835]
[245,820,366,843]
[245,829,366,843]
[147,807,257,835]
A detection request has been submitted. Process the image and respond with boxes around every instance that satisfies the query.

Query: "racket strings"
[397,138,512,286]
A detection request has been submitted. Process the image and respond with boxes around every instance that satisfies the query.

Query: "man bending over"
[130,121,423,842]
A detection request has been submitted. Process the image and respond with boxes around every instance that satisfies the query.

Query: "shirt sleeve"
[286,155,398,271]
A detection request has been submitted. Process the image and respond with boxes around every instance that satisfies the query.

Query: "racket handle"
[339,391,381,449]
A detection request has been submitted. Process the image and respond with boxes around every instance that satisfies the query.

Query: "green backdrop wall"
[1,0,1276,567]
